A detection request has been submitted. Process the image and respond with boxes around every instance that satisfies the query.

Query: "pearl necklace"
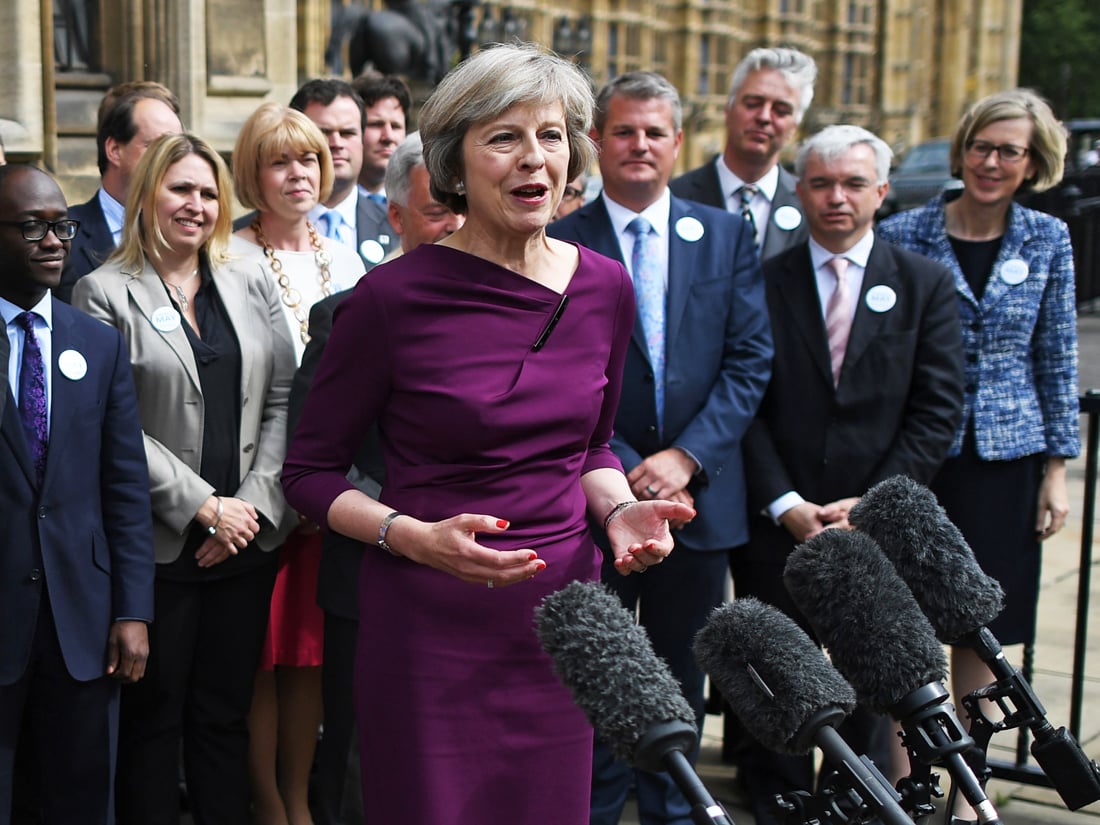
[251,218,334,345]
[160,267,200,313]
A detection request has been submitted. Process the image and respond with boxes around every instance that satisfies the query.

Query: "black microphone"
[850,475,1100,810]
[693,598,912,825]
[534,581,735,825]
[784,529,1002,825]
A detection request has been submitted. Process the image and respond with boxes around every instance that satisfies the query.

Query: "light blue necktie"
[627,216,666,431]
[320,209,343,241]
[365,192,387,206]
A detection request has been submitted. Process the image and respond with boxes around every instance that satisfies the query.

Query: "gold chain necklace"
[251,218,334,344]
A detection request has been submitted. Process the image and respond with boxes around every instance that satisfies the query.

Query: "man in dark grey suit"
[289,79,401,270]
[57,82,182,302]
[290,132,462,825]
[737,125,963,824]
[671,47,816,262]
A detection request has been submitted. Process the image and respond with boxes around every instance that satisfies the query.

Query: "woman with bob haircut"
[879,88,1079,820]
[282,44,693,823]
[230,101,364,825]
[71,132,297,824]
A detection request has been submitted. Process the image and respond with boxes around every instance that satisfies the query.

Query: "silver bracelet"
[603,501,636,532]
[377,511,403,555]
[207,496,224,536]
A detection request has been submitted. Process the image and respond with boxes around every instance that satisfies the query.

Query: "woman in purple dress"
[282,45,694,823]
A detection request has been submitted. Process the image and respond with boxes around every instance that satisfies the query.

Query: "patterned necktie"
[16,311,48,483]
[824,257,852,387]
[320,209,343,241]
[627,216,666,431]
[737,184,759,248]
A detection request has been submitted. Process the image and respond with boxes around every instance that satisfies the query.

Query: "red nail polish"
[534,560,547,572]
[527,552,538,562]
[497,519,509,529]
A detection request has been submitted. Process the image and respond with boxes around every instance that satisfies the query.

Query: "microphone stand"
[633,721,736,825]
[959,627,1100,810]
[893,682,1002,825]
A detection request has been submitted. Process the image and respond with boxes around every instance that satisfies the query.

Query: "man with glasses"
[0,164,154,825]
[553,173,588,221]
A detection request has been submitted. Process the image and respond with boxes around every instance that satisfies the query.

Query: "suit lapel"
[1,383,35,486]
[761,170,804,261]
[41,302,81,489]
[126,261,203,394]
[776,246,834,387]
[665,198,699,349]
[0,325,8,424]
[841,241,897,381]
[573,201,650,358]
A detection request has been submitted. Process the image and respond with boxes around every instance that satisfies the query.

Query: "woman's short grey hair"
[728,48,818,124]
[384,131,424,207]
[594,72,683,134]
[418,44,596,214]
[949,88,1066,193]
[795,124,893,183]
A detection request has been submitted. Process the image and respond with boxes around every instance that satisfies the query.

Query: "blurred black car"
[878,137,961,218]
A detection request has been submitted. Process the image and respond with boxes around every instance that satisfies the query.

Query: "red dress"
[282,244,635,823]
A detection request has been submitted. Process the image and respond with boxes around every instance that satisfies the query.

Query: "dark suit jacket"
[742,237,964,562]
[549,193,773,550]
[233,189,399,273]
[288,290,385,619]
[670,158,808,262]
[1,299,154,684]
[57,193,115,303]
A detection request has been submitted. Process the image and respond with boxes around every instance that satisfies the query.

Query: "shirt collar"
[309,186,360,227]
[601,188,672,238]
[716,156,780,202]
[97,187,126,237]
[808,229,876,272]
[1,292,53,330]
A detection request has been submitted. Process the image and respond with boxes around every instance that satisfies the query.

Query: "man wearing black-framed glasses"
[0,219,80,242]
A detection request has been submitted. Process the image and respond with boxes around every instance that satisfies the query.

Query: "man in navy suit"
[671,47,816,262]
[736,125,963,823]
[57,81,182,302]
[550,71,772,825]
[0,164,154,824]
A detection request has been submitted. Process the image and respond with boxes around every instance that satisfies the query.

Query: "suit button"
[966,383,976,394]
[647,425,657,434]
[38,506,47,519]
[243,443,255,453]
[967,353,978,364]
[970,321,981,332]
[29,569,42,582]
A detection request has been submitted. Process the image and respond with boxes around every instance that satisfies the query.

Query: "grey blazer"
[71,257,297,563]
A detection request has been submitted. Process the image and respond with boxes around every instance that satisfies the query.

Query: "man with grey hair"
[550,70,772,825]
[383,131,464,254]
[671,47,816,261]
[734,124,963,824]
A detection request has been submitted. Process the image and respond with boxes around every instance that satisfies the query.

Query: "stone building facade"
[0,0,1020,200]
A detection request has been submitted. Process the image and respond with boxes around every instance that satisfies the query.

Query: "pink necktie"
[825,257,851,386]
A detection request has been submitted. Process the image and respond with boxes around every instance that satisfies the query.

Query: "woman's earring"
[455,181,466,195]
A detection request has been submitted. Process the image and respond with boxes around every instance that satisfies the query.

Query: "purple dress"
[283,243,635,823]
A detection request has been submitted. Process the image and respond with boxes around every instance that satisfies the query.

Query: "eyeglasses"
[562,186,584,202]
[965,140,1030,164]
[0,219,80,241]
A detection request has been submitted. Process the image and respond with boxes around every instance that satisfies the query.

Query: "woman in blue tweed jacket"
[879,88,1080,780]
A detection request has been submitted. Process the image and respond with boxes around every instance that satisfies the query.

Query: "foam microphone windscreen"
[693,598,856,754]
[534,581,698,764]
[783,529,947,715]
[848,475,1004,642]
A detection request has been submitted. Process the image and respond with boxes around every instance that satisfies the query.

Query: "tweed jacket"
[878,194,1080,460]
